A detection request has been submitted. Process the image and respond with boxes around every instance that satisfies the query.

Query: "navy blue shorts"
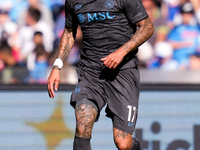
[70,65,140,134]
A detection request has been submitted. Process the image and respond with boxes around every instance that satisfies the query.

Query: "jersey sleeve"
[65,0,73,28]
[65,0,78,38]
[122,0,148,25]
[65,0,78,29]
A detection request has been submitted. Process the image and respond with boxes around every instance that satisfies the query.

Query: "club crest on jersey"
[75,4,82,10]
[75,85,82,94]
[105,0,115,9]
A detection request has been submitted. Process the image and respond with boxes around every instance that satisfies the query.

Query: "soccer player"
[48,0,154,149]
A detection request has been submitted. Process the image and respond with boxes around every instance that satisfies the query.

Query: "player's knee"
[75,126,92,138]
[75,118,95,138]
[75,126,85,137]
[114,138,132,150]
[115,142,132,150]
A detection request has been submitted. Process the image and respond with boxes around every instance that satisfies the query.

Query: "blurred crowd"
[139,0,200,70]
[0,0,82,84]
[1,0,200,84]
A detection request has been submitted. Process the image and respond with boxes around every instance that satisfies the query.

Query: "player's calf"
[130,138,141,150]
[73,136,91,150]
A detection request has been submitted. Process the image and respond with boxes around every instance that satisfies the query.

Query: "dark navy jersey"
[65,0,148,70]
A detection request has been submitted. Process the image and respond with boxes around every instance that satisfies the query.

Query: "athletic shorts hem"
[113,123,135,134]
[70,95,101,121]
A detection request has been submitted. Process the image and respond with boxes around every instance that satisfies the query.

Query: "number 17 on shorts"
[127,105,137,127]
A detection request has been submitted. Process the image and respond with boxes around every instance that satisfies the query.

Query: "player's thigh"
[75,103,98,138]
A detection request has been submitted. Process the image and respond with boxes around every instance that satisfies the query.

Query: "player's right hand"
[47,69,60,99]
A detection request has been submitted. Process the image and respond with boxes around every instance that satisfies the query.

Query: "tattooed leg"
[73,103,98,150]
[113,127,133,150]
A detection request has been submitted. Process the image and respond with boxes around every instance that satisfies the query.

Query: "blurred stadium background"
[0,0,200,149]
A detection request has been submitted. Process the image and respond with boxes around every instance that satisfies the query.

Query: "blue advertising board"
[0,90,200,150]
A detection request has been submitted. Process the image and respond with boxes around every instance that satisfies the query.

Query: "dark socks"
[73,136,91,150]
[130,138,141,150]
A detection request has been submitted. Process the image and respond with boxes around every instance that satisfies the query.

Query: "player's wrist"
[52,58,63,70]
[52,65,61,70]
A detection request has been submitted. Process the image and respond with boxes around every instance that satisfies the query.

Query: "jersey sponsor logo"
[77,12,116,24]
[75,85,82,94]
[105,0,115,9]
[136,122,200,150]
[77,14,86,24]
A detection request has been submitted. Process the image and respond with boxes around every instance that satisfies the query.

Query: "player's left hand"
[101,49,127,69]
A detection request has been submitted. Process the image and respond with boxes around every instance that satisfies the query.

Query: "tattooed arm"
[57,28,75,62]
[121,17,154,54]
[101,17,154,69]
[48,28,75,98]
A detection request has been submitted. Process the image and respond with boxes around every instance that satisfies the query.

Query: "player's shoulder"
[65,0,73,7]
[65,0,84,9]
[115,0,143,8]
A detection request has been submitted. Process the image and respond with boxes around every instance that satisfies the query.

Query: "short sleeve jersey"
[65,0,148,70]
